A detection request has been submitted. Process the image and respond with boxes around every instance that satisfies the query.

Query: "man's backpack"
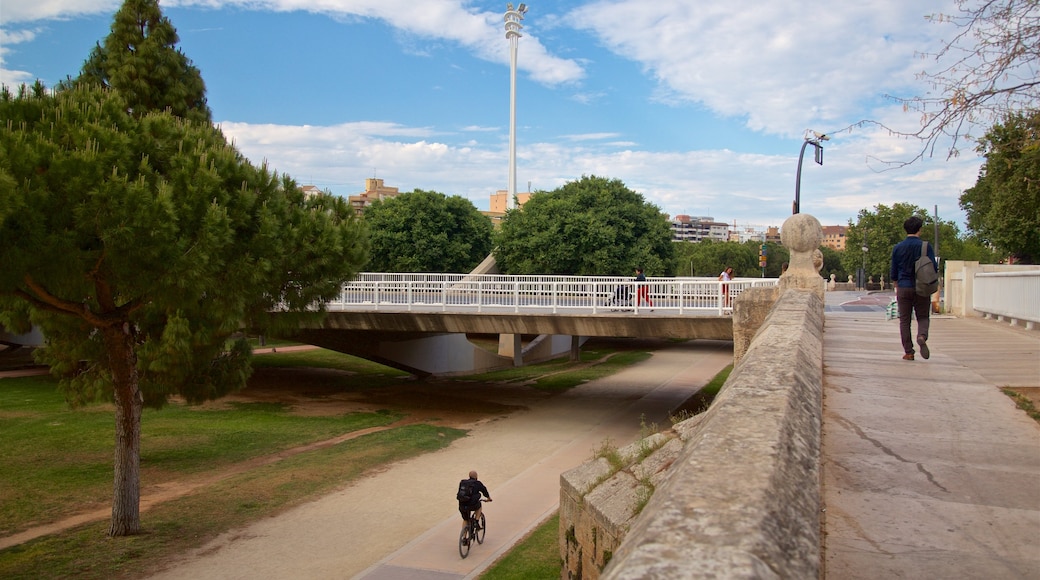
[914,240,939,297]
[456,479,474,503]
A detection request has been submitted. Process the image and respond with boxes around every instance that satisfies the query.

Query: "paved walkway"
[821,291,1040,578]
[145,340,734,580]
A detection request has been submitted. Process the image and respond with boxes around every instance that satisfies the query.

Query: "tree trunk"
[104,324,142,536]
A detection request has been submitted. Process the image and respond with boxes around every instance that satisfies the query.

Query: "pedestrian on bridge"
[635,267,653,309]
[890,216,936,361]
[719,266,734,307]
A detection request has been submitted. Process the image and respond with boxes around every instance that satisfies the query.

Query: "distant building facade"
[348,178,400,215]
[489,190,532,214]
[300,185,323,198]
[485,190,533,227]
[821,225,847,251]
[669,215,730,242]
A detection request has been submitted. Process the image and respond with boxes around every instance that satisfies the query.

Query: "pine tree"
[0,84,368,536]
[75,0,211,124]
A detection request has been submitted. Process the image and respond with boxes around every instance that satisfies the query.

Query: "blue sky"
[2,0,986,230]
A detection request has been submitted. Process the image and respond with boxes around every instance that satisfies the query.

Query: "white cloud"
[566,0,953,138]
[1,0,119,22]
[166,0,585,84]
[7,0,983,229]
[4,0,585,84]
[219,116,979,228]
[0,28,40,86]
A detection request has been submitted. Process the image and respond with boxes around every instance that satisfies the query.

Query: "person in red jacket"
[635,267,653,309]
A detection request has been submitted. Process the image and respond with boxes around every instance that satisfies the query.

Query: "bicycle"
[458,498,490,558]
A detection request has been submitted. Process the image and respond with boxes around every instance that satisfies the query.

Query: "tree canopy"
[675,240,758,278]
[960,111,1040,263]
[0,83,367,535]
[840,203,973,280]
[493,175,676,276]
[68,0,210,124]
[362,190,493,273]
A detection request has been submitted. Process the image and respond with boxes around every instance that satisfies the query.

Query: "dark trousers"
[896,286,931,354]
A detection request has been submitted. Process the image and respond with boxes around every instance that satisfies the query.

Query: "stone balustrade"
[560,213,827,579]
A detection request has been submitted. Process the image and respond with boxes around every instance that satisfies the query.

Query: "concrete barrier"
[560,289,824,579]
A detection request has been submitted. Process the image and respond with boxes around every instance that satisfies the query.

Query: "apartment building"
[821,225,847,251]
[670,215,731,242]
[348,178,400,216]
[300,185,323,198]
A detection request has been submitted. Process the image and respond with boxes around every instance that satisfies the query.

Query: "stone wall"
[559,289,825,579]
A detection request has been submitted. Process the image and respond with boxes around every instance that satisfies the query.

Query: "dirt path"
[144,340,734,580]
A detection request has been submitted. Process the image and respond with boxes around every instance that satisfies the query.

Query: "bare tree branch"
[862,0,1039,166]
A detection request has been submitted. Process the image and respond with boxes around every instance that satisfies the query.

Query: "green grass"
[0,373,403,537]
[481,512,561,580]
[0,424,465,580]
[1001,387,1040,424]
[0,341,658,579]
[250,347,408,376]
[670,364,732,423]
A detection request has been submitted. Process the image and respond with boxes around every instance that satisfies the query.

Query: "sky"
[1,0,989,230]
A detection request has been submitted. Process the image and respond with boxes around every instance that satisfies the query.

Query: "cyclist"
[457,470,492,539]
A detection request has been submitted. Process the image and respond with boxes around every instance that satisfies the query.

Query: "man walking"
[889,216,937,361]
[634,267,653,309]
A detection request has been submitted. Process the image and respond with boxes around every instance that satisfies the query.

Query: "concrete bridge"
[2,273,775,376]
[279,273,776,375]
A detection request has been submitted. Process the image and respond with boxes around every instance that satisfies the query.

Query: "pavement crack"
[832,415,948,492]
[915,462,949,493]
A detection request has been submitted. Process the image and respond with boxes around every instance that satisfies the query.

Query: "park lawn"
[481,512,561,580]
[0,341,657,579]
[0,424,465,580]
[0,373,403,537]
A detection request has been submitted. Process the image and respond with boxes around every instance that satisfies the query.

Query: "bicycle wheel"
[459,525,471,558]
[476,513,486,544]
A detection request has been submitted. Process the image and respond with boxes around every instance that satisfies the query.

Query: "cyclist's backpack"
[456,479,474,503]
[914,241,939,297]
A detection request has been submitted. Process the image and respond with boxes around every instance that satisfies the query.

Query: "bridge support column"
[512,334,522,367]
[499,334,524,367]
[570,335,580,362]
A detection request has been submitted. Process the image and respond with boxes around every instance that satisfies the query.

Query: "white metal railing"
[328,273,779,316]
[973,270,1040,328]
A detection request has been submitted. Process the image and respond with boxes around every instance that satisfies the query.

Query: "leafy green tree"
[0,84,368,536]
[818,246,846,282]
[363,190,493,273]
[960,112,1040,263]
[746,240,791,278]
[68,0,210,124]
[943,234,1002,263]
[844,204,922,282]
[494,175,675,276]
[842,203,964,281]
[673,240,757,278]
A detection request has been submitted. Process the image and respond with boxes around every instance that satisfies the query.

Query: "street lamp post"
[793,130,829,214]
[861,243,868,290]
[504,3,527,210]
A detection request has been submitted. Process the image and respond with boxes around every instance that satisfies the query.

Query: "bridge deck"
[821,292,1040,578]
